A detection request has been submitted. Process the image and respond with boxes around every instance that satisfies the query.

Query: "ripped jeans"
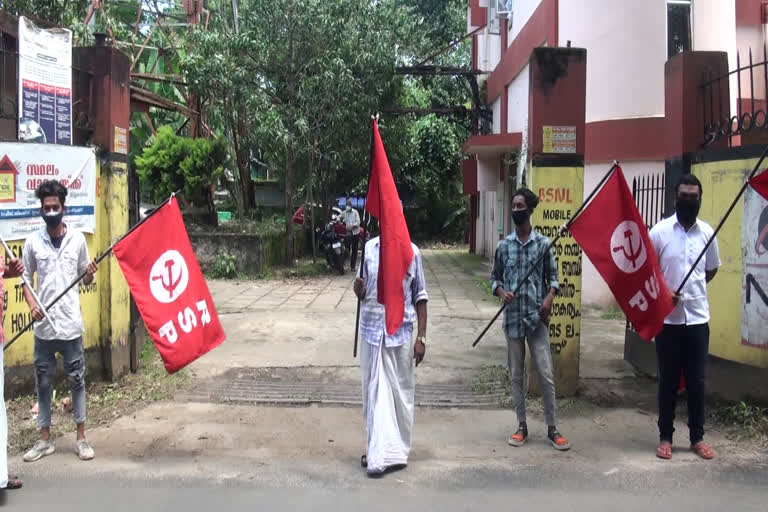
[34,336,86,429]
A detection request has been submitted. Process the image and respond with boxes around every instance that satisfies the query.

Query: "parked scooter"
[317,222,346,274]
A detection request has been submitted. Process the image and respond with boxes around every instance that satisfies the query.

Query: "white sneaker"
[76,439,95,460]
[23,439,55,462]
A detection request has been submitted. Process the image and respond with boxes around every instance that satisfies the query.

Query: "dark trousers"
[655,323,709,444]
[347,234,360,269]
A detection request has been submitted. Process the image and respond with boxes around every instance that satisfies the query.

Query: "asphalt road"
[3,454,766,511]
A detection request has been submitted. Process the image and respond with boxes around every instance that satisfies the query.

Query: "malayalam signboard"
[0,143,96,240]
[542,126,577,154]
[17,16,73,145]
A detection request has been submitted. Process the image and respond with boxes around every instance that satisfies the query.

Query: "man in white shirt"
[353,237,428,476]
[21,180,98,463]
[649,174,720,461]
[340,196,361,270]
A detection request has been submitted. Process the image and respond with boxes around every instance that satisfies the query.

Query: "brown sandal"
[6,473,22,489]
[691,442,715,460]
[656,441,673,459]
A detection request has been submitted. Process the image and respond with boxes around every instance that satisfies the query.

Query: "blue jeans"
[34,336,87,429]
[506,322,557,426]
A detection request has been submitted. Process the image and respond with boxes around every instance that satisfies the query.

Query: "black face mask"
[42,211,63,228]
[675,197,700,225]
[512,209,530,226]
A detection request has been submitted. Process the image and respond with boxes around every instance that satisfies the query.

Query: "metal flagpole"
[0,235,61,336]
[353,115,378,358]
[472,162,619,348]
[674,145,768,295]
[4,190,182,351]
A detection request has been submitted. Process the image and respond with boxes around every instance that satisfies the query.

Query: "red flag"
[112,198,225,373]
[569,166,674,341]
[749,169,768,201]
[365,118,414,336]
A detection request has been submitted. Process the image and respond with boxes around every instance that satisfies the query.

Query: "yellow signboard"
[542,126,577,154]
[531,165,584,394]
[0,173,15,202]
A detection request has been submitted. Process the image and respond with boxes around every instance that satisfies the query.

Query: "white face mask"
[346,205,351,211]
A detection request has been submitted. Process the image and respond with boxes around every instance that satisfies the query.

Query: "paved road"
[4,458,766,511]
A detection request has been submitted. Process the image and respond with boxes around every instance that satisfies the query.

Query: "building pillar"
[73,45,132,381]
[527,47,587,396]
[663,51,730,214]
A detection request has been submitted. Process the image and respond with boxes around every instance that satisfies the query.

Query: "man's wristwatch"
[416,336,426,345]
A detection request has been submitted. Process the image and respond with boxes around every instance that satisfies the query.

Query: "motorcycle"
[317,222,346,275]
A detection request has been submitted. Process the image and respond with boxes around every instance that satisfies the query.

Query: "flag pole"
[4,190,183,352]
[674,145,768,296]
[472,161,619,348]
[353,116,378,358]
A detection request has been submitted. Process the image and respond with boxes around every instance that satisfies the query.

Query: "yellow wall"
[2,161,131,370]
[530,165,585,395]
[693,157,768,368]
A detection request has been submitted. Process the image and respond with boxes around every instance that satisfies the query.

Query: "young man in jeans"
[21,180,98,462]
[490,188,570,451]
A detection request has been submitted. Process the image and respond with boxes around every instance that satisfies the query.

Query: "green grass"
[601,304,625,320]
[710,400,768,446]
[5,337,189,455]
[475,277,495,298]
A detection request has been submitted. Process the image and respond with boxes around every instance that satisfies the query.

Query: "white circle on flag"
[149,250,189,303]
[610,221,647,274]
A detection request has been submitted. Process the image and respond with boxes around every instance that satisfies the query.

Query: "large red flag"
[365,118,414,336]
[749,169,768,201]
[112,198,225,373]
[569,166,674,341]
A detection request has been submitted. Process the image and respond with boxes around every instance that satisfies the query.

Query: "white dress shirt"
[649,214,721,326]
[359,237,428,347]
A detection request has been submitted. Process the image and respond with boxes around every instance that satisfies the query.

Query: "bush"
[135,126,229,223]
[210,249,238,279]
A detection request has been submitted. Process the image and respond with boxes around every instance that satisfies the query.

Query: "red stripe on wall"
[585,117,667,163]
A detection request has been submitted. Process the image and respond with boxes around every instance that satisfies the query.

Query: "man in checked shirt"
[490,187,570,451]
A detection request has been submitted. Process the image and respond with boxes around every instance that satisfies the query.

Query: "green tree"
[184,0,402,263]
[135,126,229,223]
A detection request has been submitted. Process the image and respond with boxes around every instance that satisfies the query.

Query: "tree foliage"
[135,126,228,220]
[184,0,403,262]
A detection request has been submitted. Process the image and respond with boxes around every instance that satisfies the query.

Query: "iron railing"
[632,172,666,230]
[626,171,666,334]
[701,46,768,146]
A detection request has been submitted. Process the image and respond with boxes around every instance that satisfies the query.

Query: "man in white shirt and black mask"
[649,173,720,461]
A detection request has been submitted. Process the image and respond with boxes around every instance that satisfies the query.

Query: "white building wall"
[693,0,739,118]
[492,97,502,134]
[477,32,502,73]
[508,0,544,44]
[558,0,667,123]
[477,190,498,260]
[507,63,530,133]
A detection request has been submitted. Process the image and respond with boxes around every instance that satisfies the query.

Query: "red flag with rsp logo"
[112,198,225,373]
[569,166,674,341]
